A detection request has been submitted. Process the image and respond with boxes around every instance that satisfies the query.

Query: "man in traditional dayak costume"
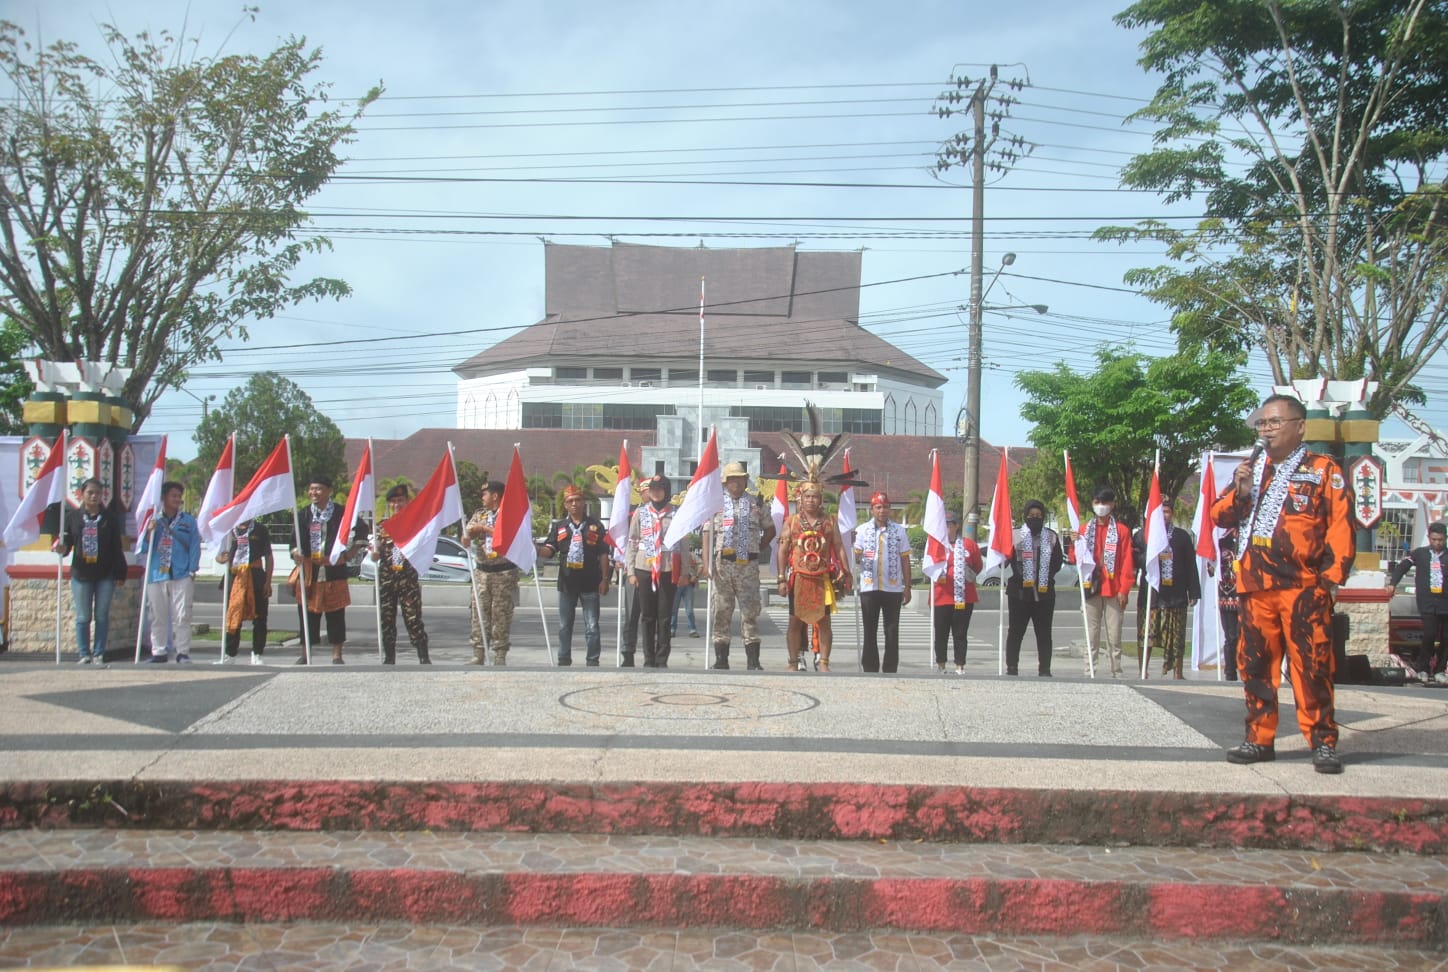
[772,403,860,672]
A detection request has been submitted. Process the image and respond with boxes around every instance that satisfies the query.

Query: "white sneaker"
[955,665,966,675]
[214,655,236,665]
[251,652,265,666]
[1436,672,1448,685]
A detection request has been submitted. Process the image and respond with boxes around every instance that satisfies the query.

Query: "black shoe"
[1006,668,1018,676]
[620,656,635,668]
[1312,744,1343,774]
[294,656,309,665]
[586,659,600,667]
[1039,671,1052,677]
[1225,741,1275,764]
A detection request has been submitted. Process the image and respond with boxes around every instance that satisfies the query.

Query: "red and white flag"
[133,435,168,540]
[3,432,66,549]
[770,463,789,573]
[607,439,632,562]
[1142,458,1170,592]
[330,442,374,565]
[1194,453,1218,564]
[922,449,949,581]
[494,447,537,573]
[664,429,724,549]
[208,437,295,539]
[196,435,234,545]
[984,447,1014,575]
[836,450,858,573]
[1063,450,1094,576]
[380,449,463,576]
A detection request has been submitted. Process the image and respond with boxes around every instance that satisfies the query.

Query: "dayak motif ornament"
[119,442,137,511]
[19,435,49,496]
[64,437,96,508]
[1347,454,1384,530]
[97,439,115,507]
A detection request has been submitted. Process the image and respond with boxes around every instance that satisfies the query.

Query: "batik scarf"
[1244,445,1308,552]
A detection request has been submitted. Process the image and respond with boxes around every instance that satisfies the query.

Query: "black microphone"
[1247,437,1266,466]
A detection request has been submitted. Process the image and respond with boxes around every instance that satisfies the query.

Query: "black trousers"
[860,590,903,673]
[634,569,676,667]
[932,603,974,666]
[1006,593,1055,674]
[1219,605,1240,680]
[1419,613,1448,674]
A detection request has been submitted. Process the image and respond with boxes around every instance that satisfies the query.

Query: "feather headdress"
[769,401,868,487]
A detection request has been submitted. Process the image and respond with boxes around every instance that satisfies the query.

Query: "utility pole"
[933,63,1032,539]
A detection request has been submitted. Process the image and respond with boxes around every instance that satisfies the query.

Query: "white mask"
[1092,504,1112,518]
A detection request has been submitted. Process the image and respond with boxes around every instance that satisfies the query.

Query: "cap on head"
[385,484,411,502]
[645,475,670,493]
[945,511,960,525]
[1093,486,1116,503]
[721,461,749,481]
[562,485,585,501]
[1024,499,1046,517]
[869,490,890,507]
[795,481,822,498]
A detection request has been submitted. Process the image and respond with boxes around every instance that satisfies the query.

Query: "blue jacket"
[137,511,203,583]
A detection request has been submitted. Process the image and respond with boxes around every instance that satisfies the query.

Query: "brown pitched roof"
[454,243,946,387]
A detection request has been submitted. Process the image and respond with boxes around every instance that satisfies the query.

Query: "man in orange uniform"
[1211,394,1355,774]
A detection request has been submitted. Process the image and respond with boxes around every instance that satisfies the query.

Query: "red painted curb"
[0,868,1440,946]
[2,780,1445,855]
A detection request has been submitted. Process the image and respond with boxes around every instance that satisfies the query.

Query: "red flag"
[770,463,789,573]
[494,447,537,572]
[3,432,66,549]
[380,449,463,576]
[196,435,234,545]
[1194,453,1218,561]
[922,450,949,581]
[208,438,295,539]
[1063,450,1094,574]
[131,435,167,541]
[607,439,632,560]
[835,450,858,574]
[330,442,374,565]
[1142,459,1169,591]
[984,447,1014,574]
[664,429,724,549]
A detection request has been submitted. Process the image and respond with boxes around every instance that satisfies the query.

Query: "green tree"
[0,320,33,434]
[194,372,345,488]
[1101,0,1448,424]
[1016,347,1257,521]
[0,19,380,426]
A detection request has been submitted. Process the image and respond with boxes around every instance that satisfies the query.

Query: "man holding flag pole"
[701,460,772,671]
[660,429,725,669]
[1137,454,1170,679]
[198,435,235,664]
[607,441,633,666]
[377,446,465,665]
[492,446,549,664]
[837,451,863,671]
[1079,483,1134,680]
[984,448,1014,676]
[130,436,165,663]
[291,471,367,665]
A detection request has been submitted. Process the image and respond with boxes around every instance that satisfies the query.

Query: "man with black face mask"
[1005,499,1064,676]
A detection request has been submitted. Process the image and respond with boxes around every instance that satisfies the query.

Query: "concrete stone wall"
[4,577,143,656]
[1338,597,1391,664]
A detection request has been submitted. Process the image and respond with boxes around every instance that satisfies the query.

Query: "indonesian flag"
[3,432,66,549]
[494,446,537,573]
[380,449,463,576]
[770,463,789,573]
[607,439,632,562]
[1193,452,1217,563]
[664,429,725,550]
[921,449,949,581]
[208,437,295,539]
[196,435,234,545]
[131,435,167,540]
[1142,459,1170,592]
[836,450,857,573]
[330,442,374,565]
[1063,450,1094,576]
[984,447,1014,575]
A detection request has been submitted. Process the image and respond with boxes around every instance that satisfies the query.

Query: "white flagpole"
[1140,448,1160,680]
[533,569,553,665]
[451,443,489,665]
[134,550,151,664]
[217,532,233,664]
[615,569,624,667]
[286,435,312,665]
[369,439,383,663]
[697,277,705,465]
[997,580,1006,676]
[702,526,714,671]
[54,549,63,665]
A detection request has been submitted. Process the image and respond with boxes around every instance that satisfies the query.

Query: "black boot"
[711,644,730,670]
[383,648,396,665]
[620,652,636,668]
[744,641,762,671]
[417,645,431,665]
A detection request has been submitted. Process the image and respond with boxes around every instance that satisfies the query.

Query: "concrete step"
[4,921,1445,970]
[2,829,1445,948]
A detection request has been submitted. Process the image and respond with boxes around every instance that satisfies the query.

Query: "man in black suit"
[1387,522,1448,684]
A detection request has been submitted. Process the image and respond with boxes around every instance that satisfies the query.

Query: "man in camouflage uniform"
[465,480,519,665]
[372,483,430,665]
[703,462,775,670]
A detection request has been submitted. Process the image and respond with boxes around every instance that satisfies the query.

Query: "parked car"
[359,535,472,583]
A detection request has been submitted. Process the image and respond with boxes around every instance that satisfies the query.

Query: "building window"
[669,369,698,384]
[742,370,773,386]
[780,370,812,388]
[593,367,624,381]
[818,371,848,384]
[521,402,563,428]
[842,408,881,434]
[706,369,737,386]
[631,368,661,383]
[924,402,937,436]
[602,403,673,429]
[884,394,897,434]
[904,399,918,435]
[561,403,603,429]
[555,366,587,381]
[483,391,498,427]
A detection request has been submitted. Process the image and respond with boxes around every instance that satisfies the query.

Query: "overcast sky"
[16,0,1441,462]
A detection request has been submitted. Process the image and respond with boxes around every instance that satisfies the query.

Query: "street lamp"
[960,253,1045,539]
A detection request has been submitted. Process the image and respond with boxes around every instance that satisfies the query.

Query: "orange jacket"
[1210,451,1354,593]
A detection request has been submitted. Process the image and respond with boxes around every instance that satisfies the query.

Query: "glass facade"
[731,405,880,434]
[522,401,673,430]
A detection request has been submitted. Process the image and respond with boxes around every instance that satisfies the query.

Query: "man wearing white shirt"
[853,491,912,673]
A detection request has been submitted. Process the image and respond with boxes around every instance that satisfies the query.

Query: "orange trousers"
[1238,585,1338,749]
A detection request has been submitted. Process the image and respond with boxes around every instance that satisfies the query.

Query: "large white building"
[454,243,947,470]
